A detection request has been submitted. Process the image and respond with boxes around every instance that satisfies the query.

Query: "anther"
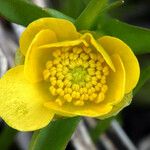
[101,85,108,93]
[72,91,77,98]
[43,46,110,107]
[96,93,105,103]
[90,53,97,60]
[46,61,53,69]
[43,70,50,80]
[56,98,63,106]
[49,86,56,96]
[52,49,61,57]
[64,94,72,102]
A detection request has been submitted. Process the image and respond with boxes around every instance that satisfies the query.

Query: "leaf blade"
[0,0,74,26]
[97,17,150,54]
[29,117,80,150]
[75,0,108,30]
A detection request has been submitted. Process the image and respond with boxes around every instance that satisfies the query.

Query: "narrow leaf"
[59,0,85,18]
[29,117,80,150]
[75,0,124,30]
[75,0,108,30]
[0,0,74,26]
[106,0,124,11]
[97,17,150,54]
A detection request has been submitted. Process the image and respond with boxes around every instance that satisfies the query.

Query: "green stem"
[75,0,108,30]
[29,117,80,150]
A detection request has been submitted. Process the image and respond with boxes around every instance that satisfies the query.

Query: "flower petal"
[24,38,88,83]
[44,102,112,117]
[44,54,125,117]
[24,29,57,83]
[0,65,54,131]
[99,92,132,119]
[104,54,126,105]
[81,33,115,71]
[98,36,140,93]
[20,18,80,55]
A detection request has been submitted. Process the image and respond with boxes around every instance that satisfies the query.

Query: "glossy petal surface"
[44,101,112,117]
[0,66,54,131]
[105,54,125,105]
[98,36,140,93]
[20,18,80,55]
[82,33,115,71]
[99,92,132,119]
[24,29,57,83]
[25,38,88,83]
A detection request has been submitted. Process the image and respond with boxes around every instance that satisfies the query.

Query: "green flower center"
[71,67,87,84]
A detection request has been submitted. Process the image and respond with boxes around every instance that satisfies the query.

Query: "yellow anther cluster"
[43,46,110,106]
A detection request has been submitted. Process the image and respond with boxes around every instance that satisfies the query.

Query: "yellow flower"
[0,18,140,131]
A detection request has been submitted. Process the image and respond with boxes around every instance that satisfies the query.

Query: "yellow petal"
[104,54,126,105]
[24,29,57,83]
[20,18,80,55]
[81,33,115,71]
[43,54,125,117]
[0,66,54,131]
[98,36,140,93]
[28,29,58,49]
[99,92,132,119]
[24,33,115,83]
[24,38,88,83]
[44,102,112,117]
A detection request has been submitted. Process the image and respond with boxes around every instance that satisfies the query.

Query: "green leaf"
[75,0,108,30]
[75,0,124,30]
[97,17,150,55]
[106,0,124,11]
[0,125,17,150]
[0,0,74,26]
[29,117,80,150]
[133,66,150,95]
[82,0,90,5]
[59,0,85,18]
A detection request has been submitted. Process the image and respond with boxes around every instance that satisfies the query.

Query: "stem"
[29,117,81,150]
[75,0,108,30]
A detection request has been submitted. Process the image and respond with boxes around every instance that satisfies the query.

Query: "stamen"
[43,46,110,106]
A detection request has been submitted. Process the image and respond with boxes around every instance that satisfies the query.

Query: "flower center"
[71,67,87,84]
[43,46,109,106]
